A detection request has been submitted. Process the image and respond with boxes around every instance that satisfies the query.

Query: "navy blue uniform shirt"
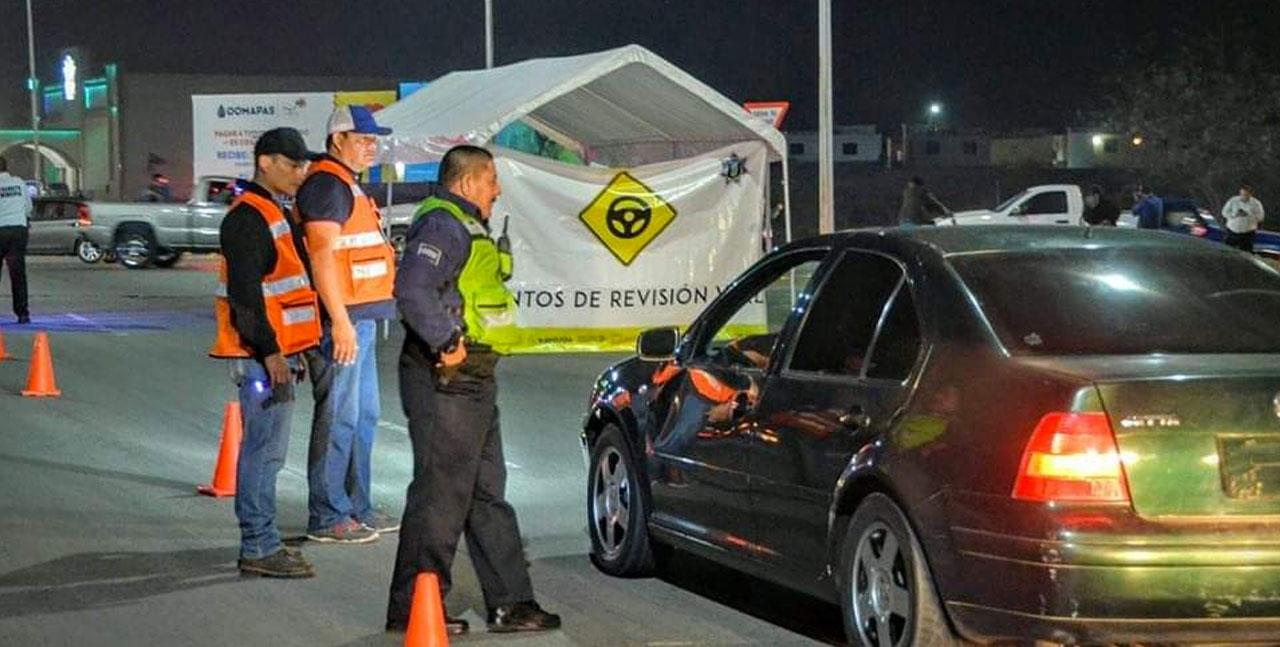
[394,185,483,351]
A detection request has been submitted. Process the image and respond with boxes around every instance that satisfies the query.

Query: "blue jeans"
[306,319,381,531]
[233,358,297,559]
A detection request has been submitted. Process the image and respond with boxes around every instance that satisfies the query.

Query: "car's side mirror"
[1010,203,1028,216]
[637,327,680,362]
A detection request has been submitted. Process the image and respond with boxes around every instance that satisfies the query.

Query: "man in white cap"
[296,105,398,543]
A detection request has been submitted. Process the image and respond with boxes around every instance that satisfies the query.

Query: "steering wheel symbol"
[605,196,653,239]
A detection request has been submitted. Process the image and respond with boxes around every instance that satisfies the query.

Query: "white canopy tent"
[375,44,793,242]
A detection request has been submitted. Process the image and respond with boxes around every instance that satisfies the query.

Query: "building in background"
[787,125,882,163]
[1057,128,1144,169]
[990,130,1058,168]
[0,52,395,200]
[903,125,991,168]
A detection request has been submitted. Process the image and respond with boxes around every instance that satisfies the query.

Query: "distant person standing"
[1083,185,1120,226]
[1131,185,1164,230]
[142,174,172,202]
[0,157,33,325]
[1221,184,1265,253]
[897,176,949,226]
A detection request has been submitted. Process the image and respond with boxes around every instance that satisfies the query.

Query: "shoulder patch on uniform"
[417,243,443,265]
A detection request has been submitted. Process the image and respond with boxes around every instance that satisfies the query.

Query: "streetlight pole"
[484,0,494,68]
[817,0,834,234]
[25,0,41,186]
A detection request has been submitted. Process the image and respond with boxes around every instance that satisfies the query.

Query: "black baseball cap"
[254,127,323,162]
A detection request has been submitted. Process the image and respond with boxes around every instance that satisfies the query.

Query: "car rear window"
[951,247,1280,355]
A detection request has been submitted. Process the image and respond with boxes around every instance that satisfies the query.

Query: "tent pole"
[781,153,793,244]
[382,179,394,340]
[485,0,494,68]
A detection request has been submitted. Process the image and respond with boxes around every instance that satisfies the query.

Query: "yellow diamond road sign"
[579,171,677,266]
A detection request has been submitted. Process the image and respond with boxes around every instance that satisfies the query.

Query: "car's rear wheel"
[75,238,103,263]
[115,226,156,269]
[588,425,663,577]
[840,493,959,647]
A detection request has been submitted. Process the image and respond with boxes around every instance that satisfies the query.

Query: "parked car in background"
[1120,208,1280,263]
[76,176,236,269]
[30,197,110,263]
[582,225,1280,646]
[940,184,1092,226]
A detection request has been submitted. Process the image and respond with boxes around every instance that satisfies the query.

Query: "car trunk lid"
[1021,354,1280,518]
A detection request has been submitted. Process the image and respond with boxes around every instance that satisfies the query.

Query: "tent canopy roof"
[375,44,786,163]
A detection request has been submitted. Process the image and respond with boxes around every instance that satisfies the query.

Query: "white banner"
[492,142,767,351]
[192,93,333,180]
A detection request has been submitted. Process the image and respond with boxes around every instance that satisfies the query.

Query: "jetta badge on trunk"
[1118,414,1181,429]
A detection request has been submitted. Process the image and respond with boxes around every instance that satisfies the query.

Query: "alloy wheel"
[76,239,103,263]
[851,521,912,647]
[591,446,632,560]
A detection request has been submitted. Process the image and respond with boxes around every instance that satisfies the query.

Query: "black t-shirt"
[295,159,354,226]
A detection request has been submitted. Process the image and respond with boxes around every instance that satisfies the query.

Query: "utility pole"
[25,0,41,185]
[817,0,834,234]
[485,0,494,68]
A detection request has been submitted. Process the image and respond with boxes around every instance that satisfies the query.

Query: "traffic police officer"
[296,105,399,543]
[386,145,559,635]
[0,157,33,324]
[210,127,322,578]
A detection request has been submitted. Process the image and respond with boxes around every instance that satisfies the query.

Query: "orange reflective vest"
[210,191,322,358]
[298,159,396,306]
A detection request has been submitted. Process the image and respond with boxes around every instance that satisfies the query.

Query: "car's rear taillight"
[1012,412,1130,503]
[76,204,91,228]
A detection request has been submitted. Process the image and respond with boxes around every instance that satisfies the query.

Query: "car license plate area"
[1219,436,1280,500]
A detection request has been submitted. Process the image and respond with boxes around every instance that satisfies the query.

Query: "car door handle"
[1055,219,1070,224]
[838,406,871,430]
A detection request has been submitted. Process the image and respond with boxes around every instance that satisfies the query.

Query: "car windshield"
[993,190,1029,213]
[951,247,1280,355]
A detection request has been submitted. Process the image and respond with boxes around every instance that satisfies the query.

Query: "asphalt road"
[0,255,840,646]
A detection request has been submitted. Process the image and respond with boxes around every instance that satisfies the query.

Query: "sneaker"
[306,518,379,544]
[487,601,561,633]
[360,510,401,533]
[15,316,30,325]
[238,548,315,578]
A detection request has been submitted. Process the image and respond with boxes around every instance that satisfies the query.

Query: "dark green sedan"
[582,225,1280,645]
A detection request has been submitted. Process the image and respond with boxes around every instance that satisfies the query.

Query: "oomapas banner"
[491,142,768,352]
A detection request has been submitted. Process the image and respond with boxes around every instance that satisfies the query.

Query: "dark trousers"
[387,339,533,624]
[1226,230,1256,253]
[0,226,28,319]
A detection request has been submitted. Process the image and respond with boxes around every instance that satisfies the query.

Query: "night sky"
[0,0,1275,132]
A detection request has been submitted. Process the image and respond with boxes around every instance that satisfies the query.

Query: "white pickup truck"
[78,176,236,269]
[940,184,1093,226]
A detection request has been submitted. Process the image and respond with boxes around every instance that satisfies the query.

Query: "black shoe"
[487,601,561,633]
[238,548,315,578]
[385,616,469,636]
[15,316,29,325]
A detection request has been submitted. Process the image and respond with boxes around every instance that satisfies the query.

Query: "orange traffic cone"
[21,332,60,397]
[0,328,8,361]
[404,572,449,647]
[197,402,243,497]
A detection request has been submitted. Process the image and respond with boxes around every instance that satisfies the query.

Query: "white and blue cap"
[327,105,392,136]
